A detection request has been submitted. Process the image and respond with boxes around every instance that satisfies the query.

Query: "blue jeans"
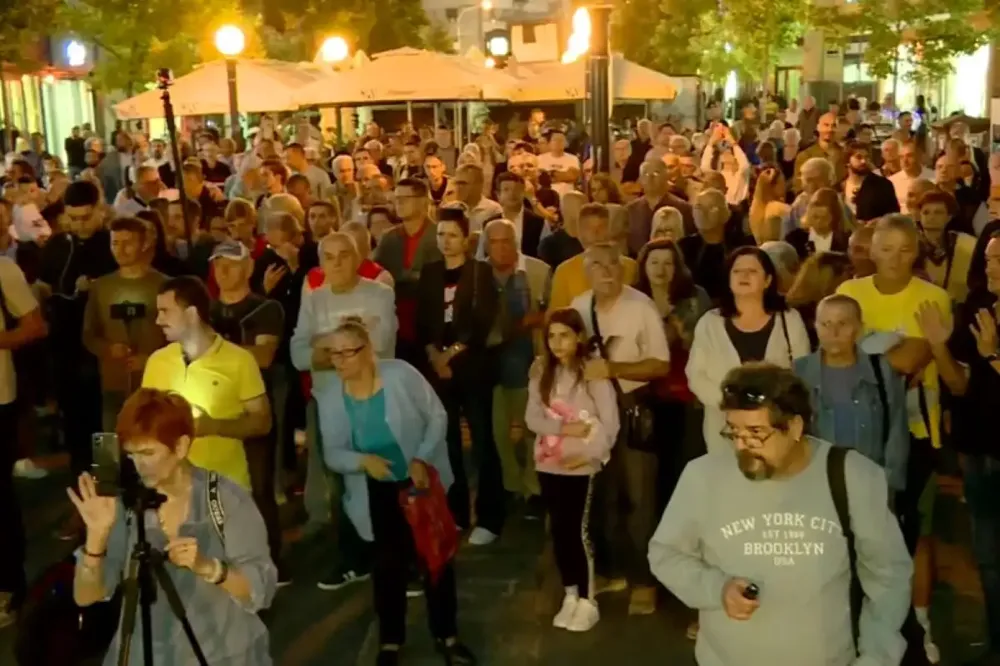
[963,454,1000,654]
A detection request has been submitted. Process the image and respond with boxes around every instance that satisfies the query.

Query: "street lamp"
[319,36,349,63]
[455,0,493,53]
[214,25,245,143]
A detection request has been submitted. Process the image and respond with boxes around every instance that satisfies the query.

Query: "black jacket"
[416,259,498,379]
[851,173,899,223]
[251,246,317,364]
[38,230,116,353]
[784,228,849,260]
[520,209,546,259]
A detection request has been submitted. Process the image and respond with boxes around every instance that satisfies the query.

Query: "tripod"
[116,486,209,666]
[156,68,193,251]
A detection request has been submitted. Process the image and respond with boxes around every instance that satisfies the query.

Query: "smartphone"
[742,583,760,601]
[91,432,121,497]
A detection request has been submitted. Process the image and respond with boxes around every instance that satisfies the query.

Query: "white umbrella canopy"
[512,54,678,103]
[114,59,331,119]
[294,47,522,106]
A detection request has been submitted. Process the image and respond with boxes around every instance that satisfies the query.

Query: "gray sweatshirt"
[649,439,911,666]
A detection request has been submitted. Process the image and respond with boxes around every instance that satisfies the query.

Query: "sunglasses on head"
[722,385,769,406]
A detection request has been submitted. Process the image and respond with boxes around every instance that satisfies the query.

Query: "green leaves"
[812,0,997,84]
[0,3,62,68]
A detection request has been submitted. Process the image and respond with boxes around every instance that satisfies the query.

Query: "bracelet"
[83,547,107,559]
[214,560,230,585]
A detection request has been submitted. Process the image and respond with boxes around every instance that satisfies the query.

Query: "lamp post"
[317,36,350,146]
[455,0,493,53]
[584,5,612,172]
[214,25,245,145]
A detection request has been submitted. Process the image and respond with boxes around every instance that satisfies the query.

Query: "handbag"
[589,296,657,452]
[398,466,458,584]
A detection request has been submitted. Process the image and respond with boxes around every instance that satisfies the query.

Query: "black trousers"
[592,434,659,586]
[246,435,283,567]
[368,478,458,646]
[896,435,936,556]
[539,472,596,598]
[0,401,26,601]
[54,351,102,476]
[436,373,506,534]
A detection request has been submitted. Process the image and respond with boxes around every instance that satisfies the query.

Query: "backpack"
[827,447,931,666]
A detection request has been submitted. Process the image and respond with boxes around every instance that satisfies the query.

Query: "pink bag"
[536,399,581,464]
[398,466,458,584]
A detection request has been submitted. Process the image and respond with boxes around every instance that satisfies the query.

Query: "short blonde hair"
[650,206,684,241]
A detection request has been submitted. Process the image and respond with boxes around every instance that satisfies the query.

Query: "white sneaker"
[467,527,498,546]
[13,459,47,479]
[566,598,599,632]
[552,593,579,629]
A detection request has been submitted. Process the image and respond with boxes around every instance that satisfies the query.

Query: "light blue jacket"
[315,359,453,542]
[794,349,909,491]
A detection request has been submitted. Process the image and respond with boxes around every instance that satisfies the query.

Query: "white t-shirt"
[0,257,40,405]
[537,152,581,196]
[572,285,671,394]
[889,168,936,213]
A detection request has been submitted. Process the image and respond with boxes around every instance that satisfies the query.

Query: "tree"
[0,3,62,69]
[813,0,997,90]
[62,0,246,94]
[367,0,430,53]
[688,0,808,110]
[421,21,456,54]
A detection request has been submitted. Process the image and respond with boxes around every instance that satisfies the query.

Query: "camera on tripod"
[156,68,174,89]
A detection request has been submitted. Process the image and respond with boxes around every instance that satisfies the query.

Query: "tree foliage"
[63,0,246,94]
[0,3,63,68]
[812,0,997,84]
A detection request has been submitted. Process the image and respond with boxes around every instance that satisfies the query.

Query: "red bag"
[398,466,458,584]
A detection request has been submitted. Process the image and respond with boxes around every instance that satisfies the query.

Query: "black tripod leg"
[149,557,211,666]
[117,555,141,666]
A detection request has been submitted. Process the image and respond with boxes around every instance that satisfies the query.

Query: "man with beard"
[649,362,911,666]
[842,141,899,224]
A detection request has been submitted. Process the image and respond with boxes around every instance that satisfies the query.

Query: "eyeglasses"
[719,426,779,449]
[329,345,366,360]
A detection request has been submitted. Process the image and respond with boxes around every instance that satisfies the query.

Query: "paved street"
[0,458,990,666]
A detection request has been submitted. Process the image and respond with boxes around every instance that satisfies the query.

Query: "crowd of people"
[0,95,999,666]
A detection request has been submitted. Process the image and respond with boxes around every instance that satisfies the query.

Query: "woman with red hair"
[67,388,277,666]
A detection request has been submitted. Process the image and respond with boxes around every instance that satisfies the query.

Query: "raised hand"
[66,473,117,539]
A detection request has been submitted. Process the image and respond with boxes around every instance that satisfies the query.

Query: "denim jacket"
[794,348,909,491]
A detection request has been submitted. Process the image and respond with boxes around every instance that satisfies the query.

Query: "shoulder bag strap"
[779,310,793,367]
[826,446,860,653]
[589,295,625,399]
[207,472,226,547]
[868,354,890,447]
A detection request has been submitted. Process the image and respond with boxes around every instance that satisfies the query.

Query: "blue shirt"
[496,272,535,389]
[344,388,409,481]
[85,467,277,666]
[316,359,453,541]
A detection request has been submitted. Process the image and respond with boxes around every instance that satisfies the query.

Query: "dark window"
[522,24,536,43]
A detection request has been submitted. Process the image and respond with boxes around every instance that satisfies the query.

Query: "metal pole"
[225,58,240,146]
[587,5,612,172]
[433,103,440,129]
[407,101,413,123]
[335,105,343,147]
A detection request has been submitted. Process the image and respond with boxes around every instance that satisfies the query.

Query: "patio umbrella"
[114,59,330,119]
[512,54,678,103]
[294,47,521,106]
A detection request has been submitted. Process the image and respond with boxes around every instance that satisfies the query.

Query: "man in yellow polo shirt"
[142,275,271,489]
[548,202,638,310]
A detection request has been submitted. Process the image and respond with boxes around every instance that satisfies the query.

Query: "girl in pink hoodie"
[525,308,619,633]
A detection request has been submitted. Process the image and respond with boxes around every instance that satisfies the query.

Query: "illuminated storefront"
[0,36,96,163]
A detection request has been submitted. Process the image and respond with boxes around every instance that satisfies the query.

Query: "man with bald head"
[679,188,753,301]
[793,112,844,192]
[626,159,694,256]
[890,140,935,214]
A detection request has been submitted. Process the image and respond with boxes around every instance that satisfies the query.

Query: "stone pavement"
[0,459,990,666]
